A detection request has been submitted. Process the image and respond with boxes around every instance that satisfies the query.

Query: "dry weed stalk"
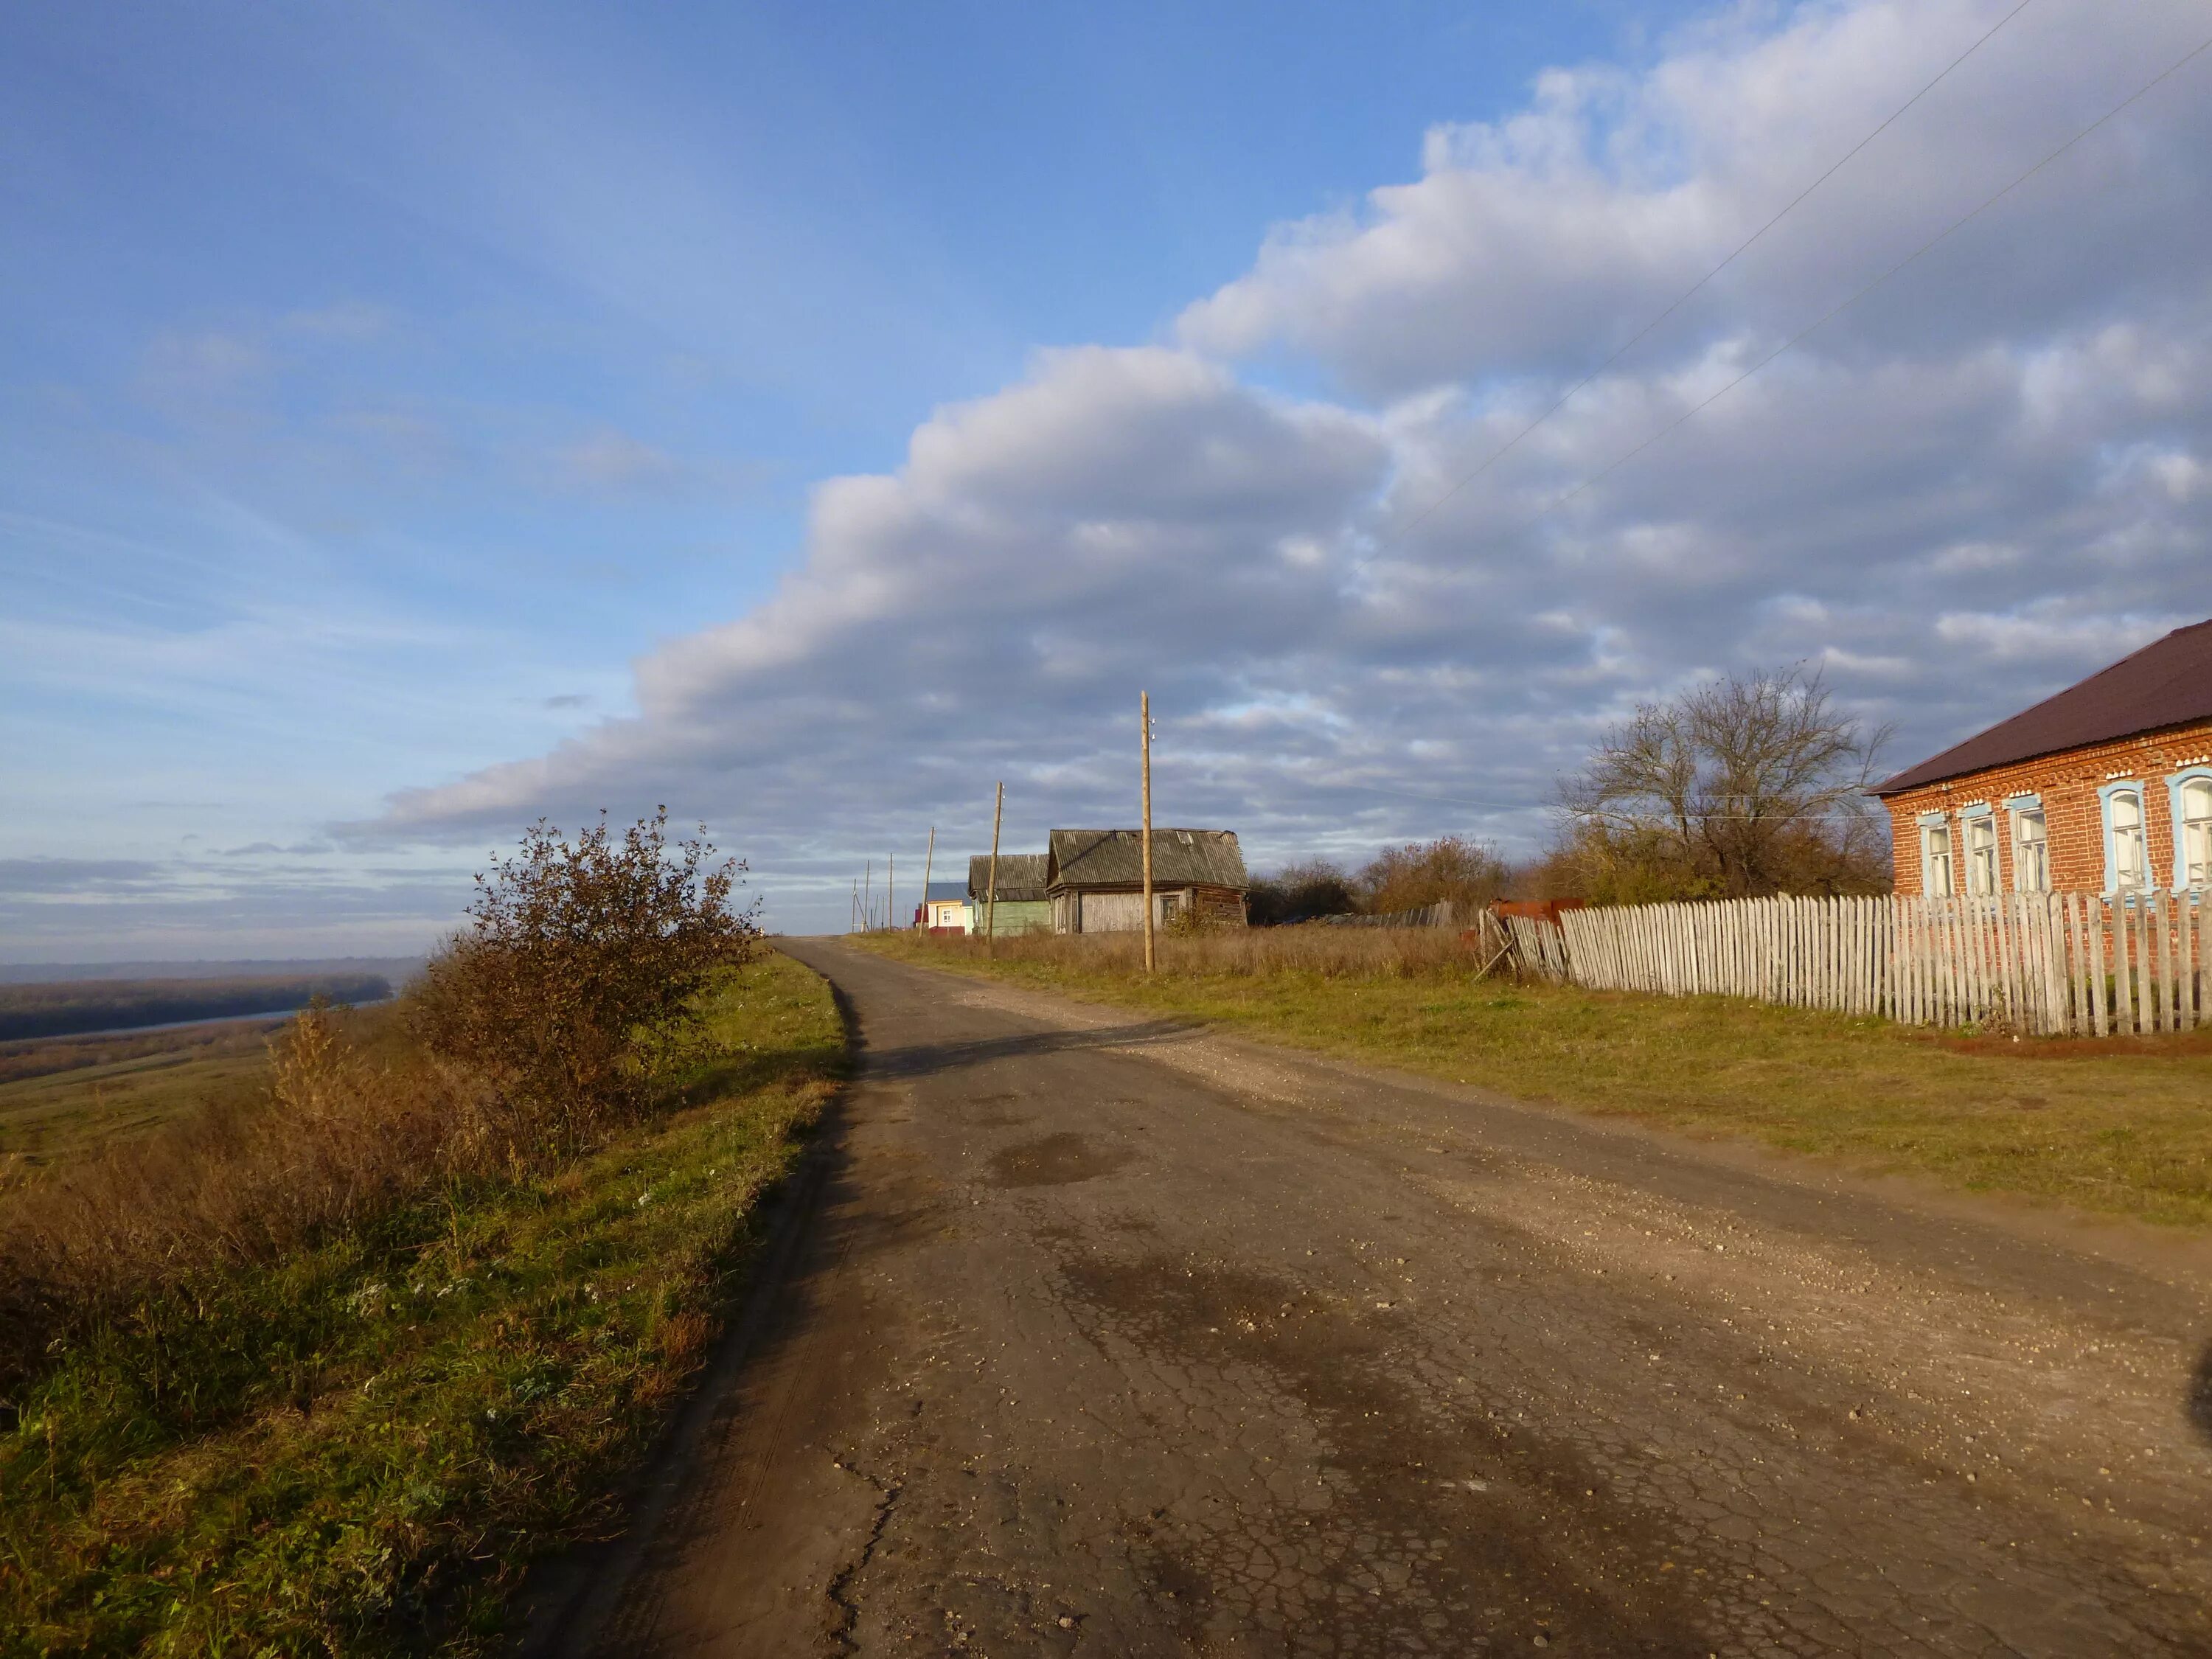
[957,922,1488,981]
[0,810,760,1409]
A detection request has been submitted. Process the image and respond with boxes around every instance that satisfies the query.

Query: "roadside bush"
[411,809,758,1144]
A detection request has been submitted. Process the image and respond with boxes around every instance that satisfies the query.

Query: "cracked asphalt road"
[548,941,2212,1657]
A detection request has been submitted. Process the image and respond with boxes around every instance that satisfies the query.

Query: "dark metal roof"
[1046,828,1248,891]
[1875,619,2212,795]
[922,880,968,904]
[967,853,1049,903]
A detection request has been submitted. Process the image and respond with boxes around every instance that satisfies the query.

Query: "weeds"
[0,815,830,1654]
[939,922,1484,981]
[0,953,841,1656]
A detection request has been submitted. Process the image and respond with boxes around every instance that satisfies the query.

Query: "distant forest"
[0,974,393,1043]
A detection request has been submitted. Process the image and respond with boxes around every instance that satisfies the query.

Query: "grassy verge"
[854,929,2212,1229]
[0,948,842,1657]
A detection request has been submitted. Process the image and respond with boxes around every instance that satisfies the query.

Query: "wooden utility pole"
[888,853,894,933]
[864,860,872,931]
[986,782,1004,956]
[1141,689,1155,975]
[920,827,935,931]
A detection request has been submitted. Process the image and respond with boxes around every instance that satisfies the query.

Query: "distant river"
[36,996,394,1044]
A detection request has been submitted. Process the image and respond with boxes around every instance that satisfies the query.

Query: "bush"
[411,810,758,1144]
[1248,858,1358,926]
[1356,835,1513,916]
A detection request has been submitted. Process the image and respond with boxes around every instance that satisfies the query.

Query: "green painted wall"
[976,898,1052,936]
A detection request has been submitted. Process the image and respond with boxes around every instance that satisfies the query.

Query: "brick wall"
[1881,717,2212,895]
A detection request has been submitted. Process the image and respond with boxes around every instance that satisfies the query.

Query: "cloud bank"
[364,0,2212,925]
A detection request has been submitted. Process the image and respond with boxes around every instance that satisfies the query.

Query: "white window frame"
[1960,804,1998,896]
[2100,781,2148,896]
[2169,767,2212,891]
[1919,811,1955,897]
[2006,794,2050,894]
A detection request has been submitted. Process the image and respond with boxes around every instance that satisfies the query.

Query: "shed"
[967,853,1053,937]
[1045,828,1248,933]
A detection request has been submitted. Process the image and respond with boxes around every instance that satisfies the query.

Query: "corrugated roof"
[967,853,1049,903]
[922,880,968,904]
[1875,619,2212,795]
[1046,828,1248,891]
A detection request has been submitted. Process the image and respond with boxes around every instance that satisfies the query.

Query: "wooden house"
[1873,618,2212,897]
[916,880,972,934]
[967,854,1052,936]
[1045,828,1248,933]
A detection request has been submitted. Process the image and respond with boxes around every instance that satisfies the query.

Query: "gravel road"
[543,939,2212,1658]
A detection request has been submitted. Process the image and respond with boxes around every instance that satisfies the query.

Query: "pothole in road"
[984,1131,1134,1188]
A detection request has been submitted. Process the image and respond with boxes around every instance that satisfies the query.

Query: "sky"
[4,0,2210,959]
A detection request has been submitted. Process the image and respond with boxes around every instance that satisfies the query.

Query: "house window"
[2011,807,2049,893]
[2106,786,2147,893]
[2183,777,2212,889]
[1922,818,1955,896]
[1963,813,1998,896]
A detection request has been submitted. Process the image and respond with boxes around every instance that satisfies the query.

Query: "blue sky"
[6,0,2211,957]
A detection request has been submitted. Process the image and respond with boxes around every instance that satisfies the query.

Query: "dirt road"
[543,941,2212,1657]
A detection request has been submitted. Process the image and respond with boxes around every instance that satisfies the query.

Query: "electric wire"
[1394,0,2039,541]
[1525,26,2212,526]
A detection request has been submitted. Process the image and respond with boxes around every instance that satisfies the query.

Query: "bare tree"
[1555,668,1892,900]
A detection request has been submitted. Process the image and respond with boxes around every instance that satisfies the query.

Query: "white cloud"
[356,0,2212,928]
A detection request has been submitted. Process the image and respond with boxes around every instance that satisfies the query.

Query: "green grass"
[855,931,2212,1229]
[0,948,844,1657]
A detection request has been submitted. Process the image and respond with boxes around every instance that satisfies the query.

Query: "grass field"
[0,1018,291,1169]
[0,947,844,1657]
[855,928,2212,1230]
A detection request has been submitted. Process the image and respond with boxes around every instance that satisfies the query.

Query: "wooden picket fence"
[1500,891,2208,1037]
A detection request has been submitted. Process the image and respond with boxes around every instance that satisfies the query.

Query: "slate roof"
[967,853,1050,903]
[922,880,969,904]
[1046,828,1248,891]
[1875,619,2212,795]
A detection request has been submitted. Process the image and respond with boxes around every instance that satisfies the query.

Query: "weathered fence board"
[1527,890,2206,1036]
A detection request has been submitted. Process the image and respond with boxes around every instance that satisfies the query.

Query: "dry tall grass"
[0,1004,526,1404]
[933,922,1495,981]
[0,813,761,1412]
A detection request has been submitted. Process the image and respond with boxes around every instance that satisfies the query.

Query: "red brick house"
[1874,619,2212,898]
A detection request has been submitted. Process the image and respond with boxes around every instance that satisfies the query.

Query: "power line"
[1395,0,2039,543]
[1312,779,1880,821]
[1527,25,2212,526]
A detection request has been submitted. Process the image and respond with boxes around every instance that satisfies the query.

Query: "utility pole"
[920,827,936,932]
[850,877,859,933]
[1141,689,1155,975]
[888,852,894,934]
[864,859,872,932]
[986,781,1004,957]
